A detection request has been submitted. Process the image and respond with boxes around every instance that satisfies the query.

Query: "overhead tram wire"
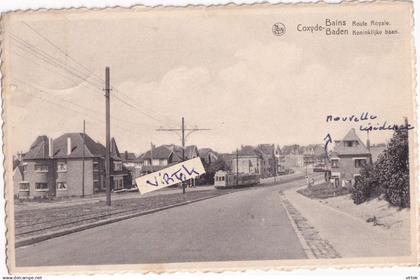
[12,49,91,89]
[20,21,177,126]
[12,77,154,131]
[9,33,103,90]
[13,24,179,129]
[19,22,179,129]
[21,21,105,85]
[13,31,176,128]
[15,87,147,138]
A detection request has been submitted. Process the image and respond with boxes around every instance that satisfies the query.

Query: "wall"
[231,156,261,174]
[13,167,23,197]
[65,159,94,197]
[333,155,369,183]
[23,160,51,198]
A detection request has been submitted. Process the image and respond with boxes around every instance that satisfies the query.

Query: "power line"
[13,23,180,129]
[14,77,156,129]
[21,21,105,85]
[20,21,179,128]
[9,33,103,90]
[12,49,97,92]
[12,79,148,137]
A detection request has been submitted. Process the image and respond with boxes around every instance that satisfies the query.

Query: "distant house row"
[13,133,131,199]
[15,130,377,198]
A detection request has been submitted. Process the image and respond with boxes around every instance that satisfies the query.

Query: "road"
[16,178,309,266]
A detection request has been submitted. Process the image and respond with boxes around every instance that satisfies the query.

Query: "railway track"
[15,174,311,240]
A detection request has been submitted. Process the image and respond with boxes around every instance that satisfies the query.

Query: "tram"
[214,170,260,189]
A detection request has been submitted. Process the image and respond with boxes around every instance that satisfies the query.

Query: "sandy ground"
[284,185,412,258]
[320,194,410,234]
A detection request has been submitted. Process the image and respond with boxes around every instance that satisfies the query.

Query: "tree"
[351,128,410,208]
[375,129,410,208]
[198,158,227,185]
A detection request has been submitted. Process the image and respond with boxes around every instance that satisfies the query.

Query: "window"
[113,161,123,171]
[56,182,68,190]
[159,159,167,166]
[93,160,100,172]
[344,141,359,147]
[93,180,101,191]
[19,182,29,191]
[331,159,339,168]
[152,159,160,166]
[354,159,367,168]
[114,178,123,190]
[34,164,48,172]
[35,183,48,191]
[22,163,28,172]
[57,161,67,172]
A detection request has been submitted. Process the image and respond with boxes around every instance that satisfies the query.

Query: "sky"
[3,3,415,155]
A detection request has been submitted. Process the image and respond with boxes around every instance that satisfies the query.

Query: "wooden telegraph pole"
[236,148,239,186]
[104,67,111,206]
[82,120,85,197]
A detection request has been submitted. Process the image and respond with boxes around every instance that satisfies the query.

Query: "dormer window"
[344,141,359,147]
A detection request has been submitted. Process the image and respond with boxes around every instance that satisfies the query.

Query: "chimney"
[366,130,371,151]
[67,137,72,156]
[48,137,54,158]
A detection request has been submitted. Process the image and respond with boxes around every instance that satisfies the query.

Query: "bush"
[351,164,378,204]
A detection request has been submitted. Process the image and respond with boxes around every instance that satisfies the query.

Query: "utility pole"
[104,67,111,206]
[156,117,211,194]
[274,156,277,183]
[236,148,239,186]
[150,142,154,173]
[82,120,85,198]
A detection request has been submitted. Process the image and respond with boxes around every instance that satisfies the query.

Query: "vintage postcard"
[1,0,418,274]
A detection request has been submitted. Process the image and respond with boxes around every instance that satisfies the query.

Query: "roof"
[23,133,121,160]
[165,144,198,160]
[333,128,370,156]
[23,135,49,160]
[198,148,215,157]
[121,151,137,161]
[142,145,174,160]
[110,138,121,160]
[238,145,262,157]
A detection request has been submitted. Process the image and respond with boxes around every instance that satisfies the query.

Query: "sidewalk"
[283,185,411,258]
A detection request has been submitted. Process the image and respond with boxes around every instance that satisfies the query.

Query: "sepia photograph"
[0,1,418,273]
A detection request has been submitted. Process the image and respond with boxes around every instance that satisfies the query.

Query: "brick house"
[257,144,276,177]
[13,133,129,199]
[121,151,142,184]
[329,128,371,188]
[230,145,277,178]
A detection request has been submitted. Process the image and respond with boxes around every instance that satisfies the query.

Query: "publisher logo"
[272,22,286,36]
